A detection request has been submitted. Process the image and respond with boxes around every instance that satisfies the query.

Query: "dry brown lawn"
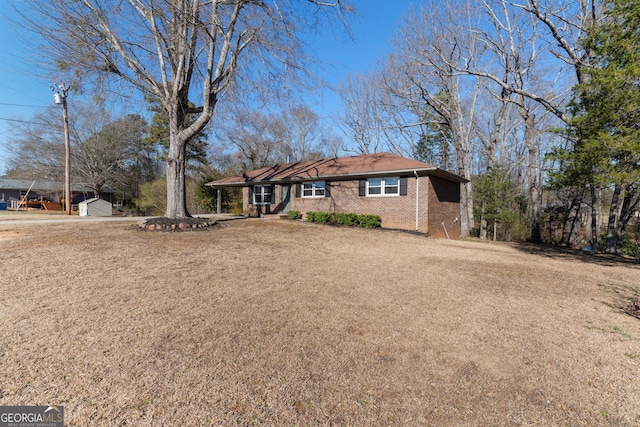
[0,218,639,426]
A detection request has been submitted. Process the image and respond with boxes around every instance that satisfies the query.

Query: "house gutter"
[414,170,419,231]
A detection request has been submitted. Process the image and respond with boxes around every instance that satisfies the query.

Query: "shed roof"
[0,178,114,193]
[208,152,467,187]
[79,197,111,205]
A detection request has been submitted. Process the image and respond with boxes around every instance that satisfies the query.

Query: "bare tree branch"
[18,0,353,218]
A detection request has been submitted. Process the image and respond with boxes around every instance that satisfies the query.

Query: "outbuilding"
[0,178,114,210]
[78,198,113,217]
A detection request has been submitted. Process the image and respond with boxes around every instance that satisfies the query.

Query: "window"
[367,177,399,196]
[253,185,272,204]
[302,181,326,198]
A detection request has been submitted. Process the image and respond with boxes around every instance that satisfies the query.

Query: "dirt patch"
[0,219,639,426]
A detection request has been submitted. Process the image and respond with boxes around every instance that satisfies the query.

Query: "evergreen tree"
[413,122,453,171]
[553,0,640,253]
[473,167,525,241]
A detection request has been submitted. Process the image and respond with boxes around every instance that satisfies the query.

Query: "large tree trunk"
[493,219,497,241]
[458,182,471,238]
[165,126,190,218]
[529,183,542,243]
[456,146,473,238]
[464,181,473,238]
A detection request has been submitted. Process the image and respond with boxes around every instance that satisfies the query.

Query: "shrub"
[135,177,166,216]
[313,212,334,224]
[622,235,639,259]
[287,210,302,220]
[597,232,640,257]
[335,212,359,226]
[230,204,244,216]
[357,214,382,228]
[305,211,381,229]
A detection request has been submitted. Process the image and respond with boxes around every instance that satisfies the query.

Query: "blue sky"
[0,1,415,174]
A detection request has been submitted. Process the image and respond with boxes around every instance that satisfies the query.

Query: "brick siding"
[426,176,462,239]
[243,175,463,238]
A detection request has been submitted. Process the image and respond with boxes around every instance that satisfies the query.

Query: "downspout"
[414,171,419,231]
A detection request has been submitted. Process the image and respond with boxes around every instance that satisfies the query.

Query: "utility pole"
[54,83,71,215]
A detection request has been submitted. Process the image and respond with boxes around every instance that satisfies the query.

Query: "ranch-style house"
[208,152,468,239]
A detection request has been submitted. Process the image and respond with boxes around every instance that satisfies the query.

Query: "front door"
[281,184,291,213]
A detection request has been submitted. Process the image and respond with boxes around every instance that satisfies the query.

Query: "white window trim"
[367,177,400,197]
[253,185,272,205]
[302,181,326,198]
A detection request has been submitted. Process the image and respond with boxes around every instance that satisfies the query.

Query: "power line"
[0,102,49,108]
[0,117,60,127]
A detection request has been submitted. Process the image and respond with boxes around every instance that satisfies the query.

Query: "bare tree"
[74,114,148,198]
[217,103,341,170]
[410,0,600,243]
[470,0,603,246]
[376,2,486,238]
[275,105,340,162]
[5,106,66,181]
[7,103,148,199]
[18,0,352,218]
[217,108,281,171]
[450,1,601,122]
[336,72,385,154]
[473,0,565,241]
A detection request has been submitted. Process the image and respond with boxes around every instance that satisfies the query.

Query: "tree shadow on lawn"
[514,241,640,268]
[597,281,640,321]
[514,242,640,321]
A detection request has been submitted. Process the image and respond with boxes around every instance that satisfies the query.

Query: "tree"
[275,104,341,162]
[6,104,148,201]
[376,2,485,238]
[216,107,282,171]
[473,166,525,241]
[337,72,385,154]
[413,121,454,171]
[475,0,560,243]
[5,106,67,181]
[19,0,352,219]
[74,114,148,198]
[561,0,640,253]
[445,0,603,245]
[217,103,340,171]
[145,96,210,175]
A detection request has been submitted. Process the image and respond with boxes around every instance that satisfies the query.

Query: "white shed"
[78,198,112,217]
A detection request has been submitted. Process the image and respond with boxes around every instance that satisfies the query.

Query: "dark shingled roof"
[208,152,467,187]
[0,178,114,193]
